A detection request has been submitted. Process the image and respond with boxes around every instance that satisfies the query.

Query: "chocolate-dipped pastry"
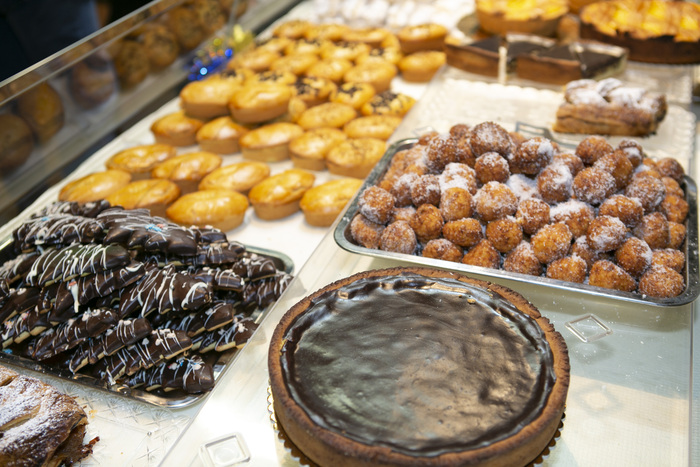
[68,318,152,372]
[0,251,39,284]
[231,253,278,281]
[73,261,146,306]
[2,310,50,348]
[239,272,293,310]
[194,314,258,353]
[152,302,234,337]
[95,329,192,380]
[30,200,112,219]
[119,264,211,318]
[126,356,215,393]
[193,242,246,266]
[97,208,198,256]
[41,283,76,325]
[191,226,228,245]
[191,267,245,292]
[24,244,131,288]
[0,287,41,324]
[33,308,118,360]
[13,214,104,252]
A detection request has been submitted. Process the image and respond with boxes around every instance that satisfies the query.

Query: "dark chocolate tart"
[269,267,570,467]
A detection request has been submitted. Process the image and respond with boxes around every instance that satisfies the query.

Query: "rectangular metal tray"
[334,138,699,307]
[0,242,293,408]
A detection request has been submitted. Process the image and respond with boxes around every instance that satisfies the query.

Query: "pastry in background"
[248,168,315,220]
[196,116,249,154]
[15,80,64,143]
[113,39,150,88]
[300,177,364,227]
[69,52,116,109]
[106,179,180,218]
[106,143,177,179]
[397,23,448,53]
[0,113,34,170]
[151,151,222,193]
[273,20,313,40]
[151,110,204,146]
[476,0,569,37]
[166,189,249,231]
[59,170,132,203]
[240,122,303,161]
[139,22,180,69]
[329,82,376,110]
[190,0,227,35]
[198,161,270,194]
[167,6,205,51]
[290,76,337,107]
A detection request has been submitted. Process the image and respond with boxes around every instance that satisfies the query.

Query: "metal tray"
[334,138,700,307]
[0,242,293,408]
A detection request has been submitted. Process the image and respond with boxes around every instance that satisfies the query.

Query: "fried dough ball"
[625,175,666,213]
[516,198,550,235]
[617,139,643,167]
[572,167,615,205]
[409,203,444,242]
[651,248,685,273]
[588,260,636,292]
[550,200,594,238]
[509,136,554,176]
[531,222,573,263]
[634,212,669,250]
[659,194,689,224]
[504,241,543,276]
[391,172,419,206]
[656,157,684,182]
[380,220,417,254]
[662,176,684,198]
[634,160,662,180]
[439,162,478,195]
[475,152,510,184]
[506,174,539,201]
[411,174,441,206]
[474,181,517,222]
[552,152,583,176]
[350,214,385,248]
[462,238,501,269]
[537,162,572,204]
[593,150,634,190]
[615,237,652,278]
[571,235,607,270]
[485,217,523,253]
[443,218,484,248]
[575,135,613,165]
[422,238,463,262]
[469,121,514,157]
[358,186,395,224]
[417,131,439,146]
[449,123,470,139]
[668,222,686,250]
[598,195,643,228]
[425,134,460,173]
[586,215,627,252]
[449,124,476,167]
[638,265,684,298]
[439,187,473,222]
[546,255,587,283]
[509,131,527,148]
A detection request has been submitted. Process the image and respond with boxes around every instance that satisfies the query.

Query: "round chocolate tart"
[269,267,570,467]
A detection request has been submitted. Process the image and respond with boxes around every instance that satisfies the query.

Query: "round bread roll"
[290,76,337,107]
[361,91,416,117]
[16,81,64,143]
[106,143,177,179]
[397,23,449,53]
[106,179,181,218]
[329,82,376,110]
[198,161,270,193]
[180,77,242,119]
[0,114,34,170]
[59,170,131,203]
[151,110,204,146]
[343,61,397,93]
[196,116,249,154]
[300,178,364,227]
[166,189,249,231]
[269,53,319,75]
[326,138,387,179]
[297,102,357,130]
[248,168,316,220]
[240,122,304,162]
[398,51,446,82]
[228,83,292,123]
[228,48,281,72]
[289,127,348,171]
[343,115,402,140]
[151,151,222,193]
[306,58,353,83]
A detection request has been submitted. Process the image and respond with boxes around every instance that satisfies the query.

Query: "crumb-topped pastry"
[553,78,667,136]
[269,267,569,467]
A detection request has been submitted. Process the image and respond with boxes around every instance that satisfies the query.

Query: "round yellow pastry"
[180,77,242,119]
[343,61,397,93]
[296,102,357,131]
[290,76,337,107]
[305,58,353,83]
[319,41,371,62]
[300,178,364,227]
[342,27,390,48]
[303,23,350,42]
[196,116,249,154]
[397,23,449,54]
[150,110,204,146]
[329,82,376,110]
[198,161,271,193]
[227,48,281,72]
[248,168,316,220]
[361,91,416,117]
[269,53,319,75]
[106,179,181,218]
[166,189,249,231]
[289,127,348,171]
[105,143,177,179]
[151,151,222,193]
[228,83,293,123]
[255,36,293,54]
[239,122,304,162]
[326,138,387,179]
[59,170,132,203]
[398,51,446,82]
[273,20,313,39]
[343,115,403,140]
[284,38,328,56]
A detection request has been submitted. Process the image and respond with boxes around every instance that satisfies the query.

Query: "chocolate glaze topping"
[280,273,556,457]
